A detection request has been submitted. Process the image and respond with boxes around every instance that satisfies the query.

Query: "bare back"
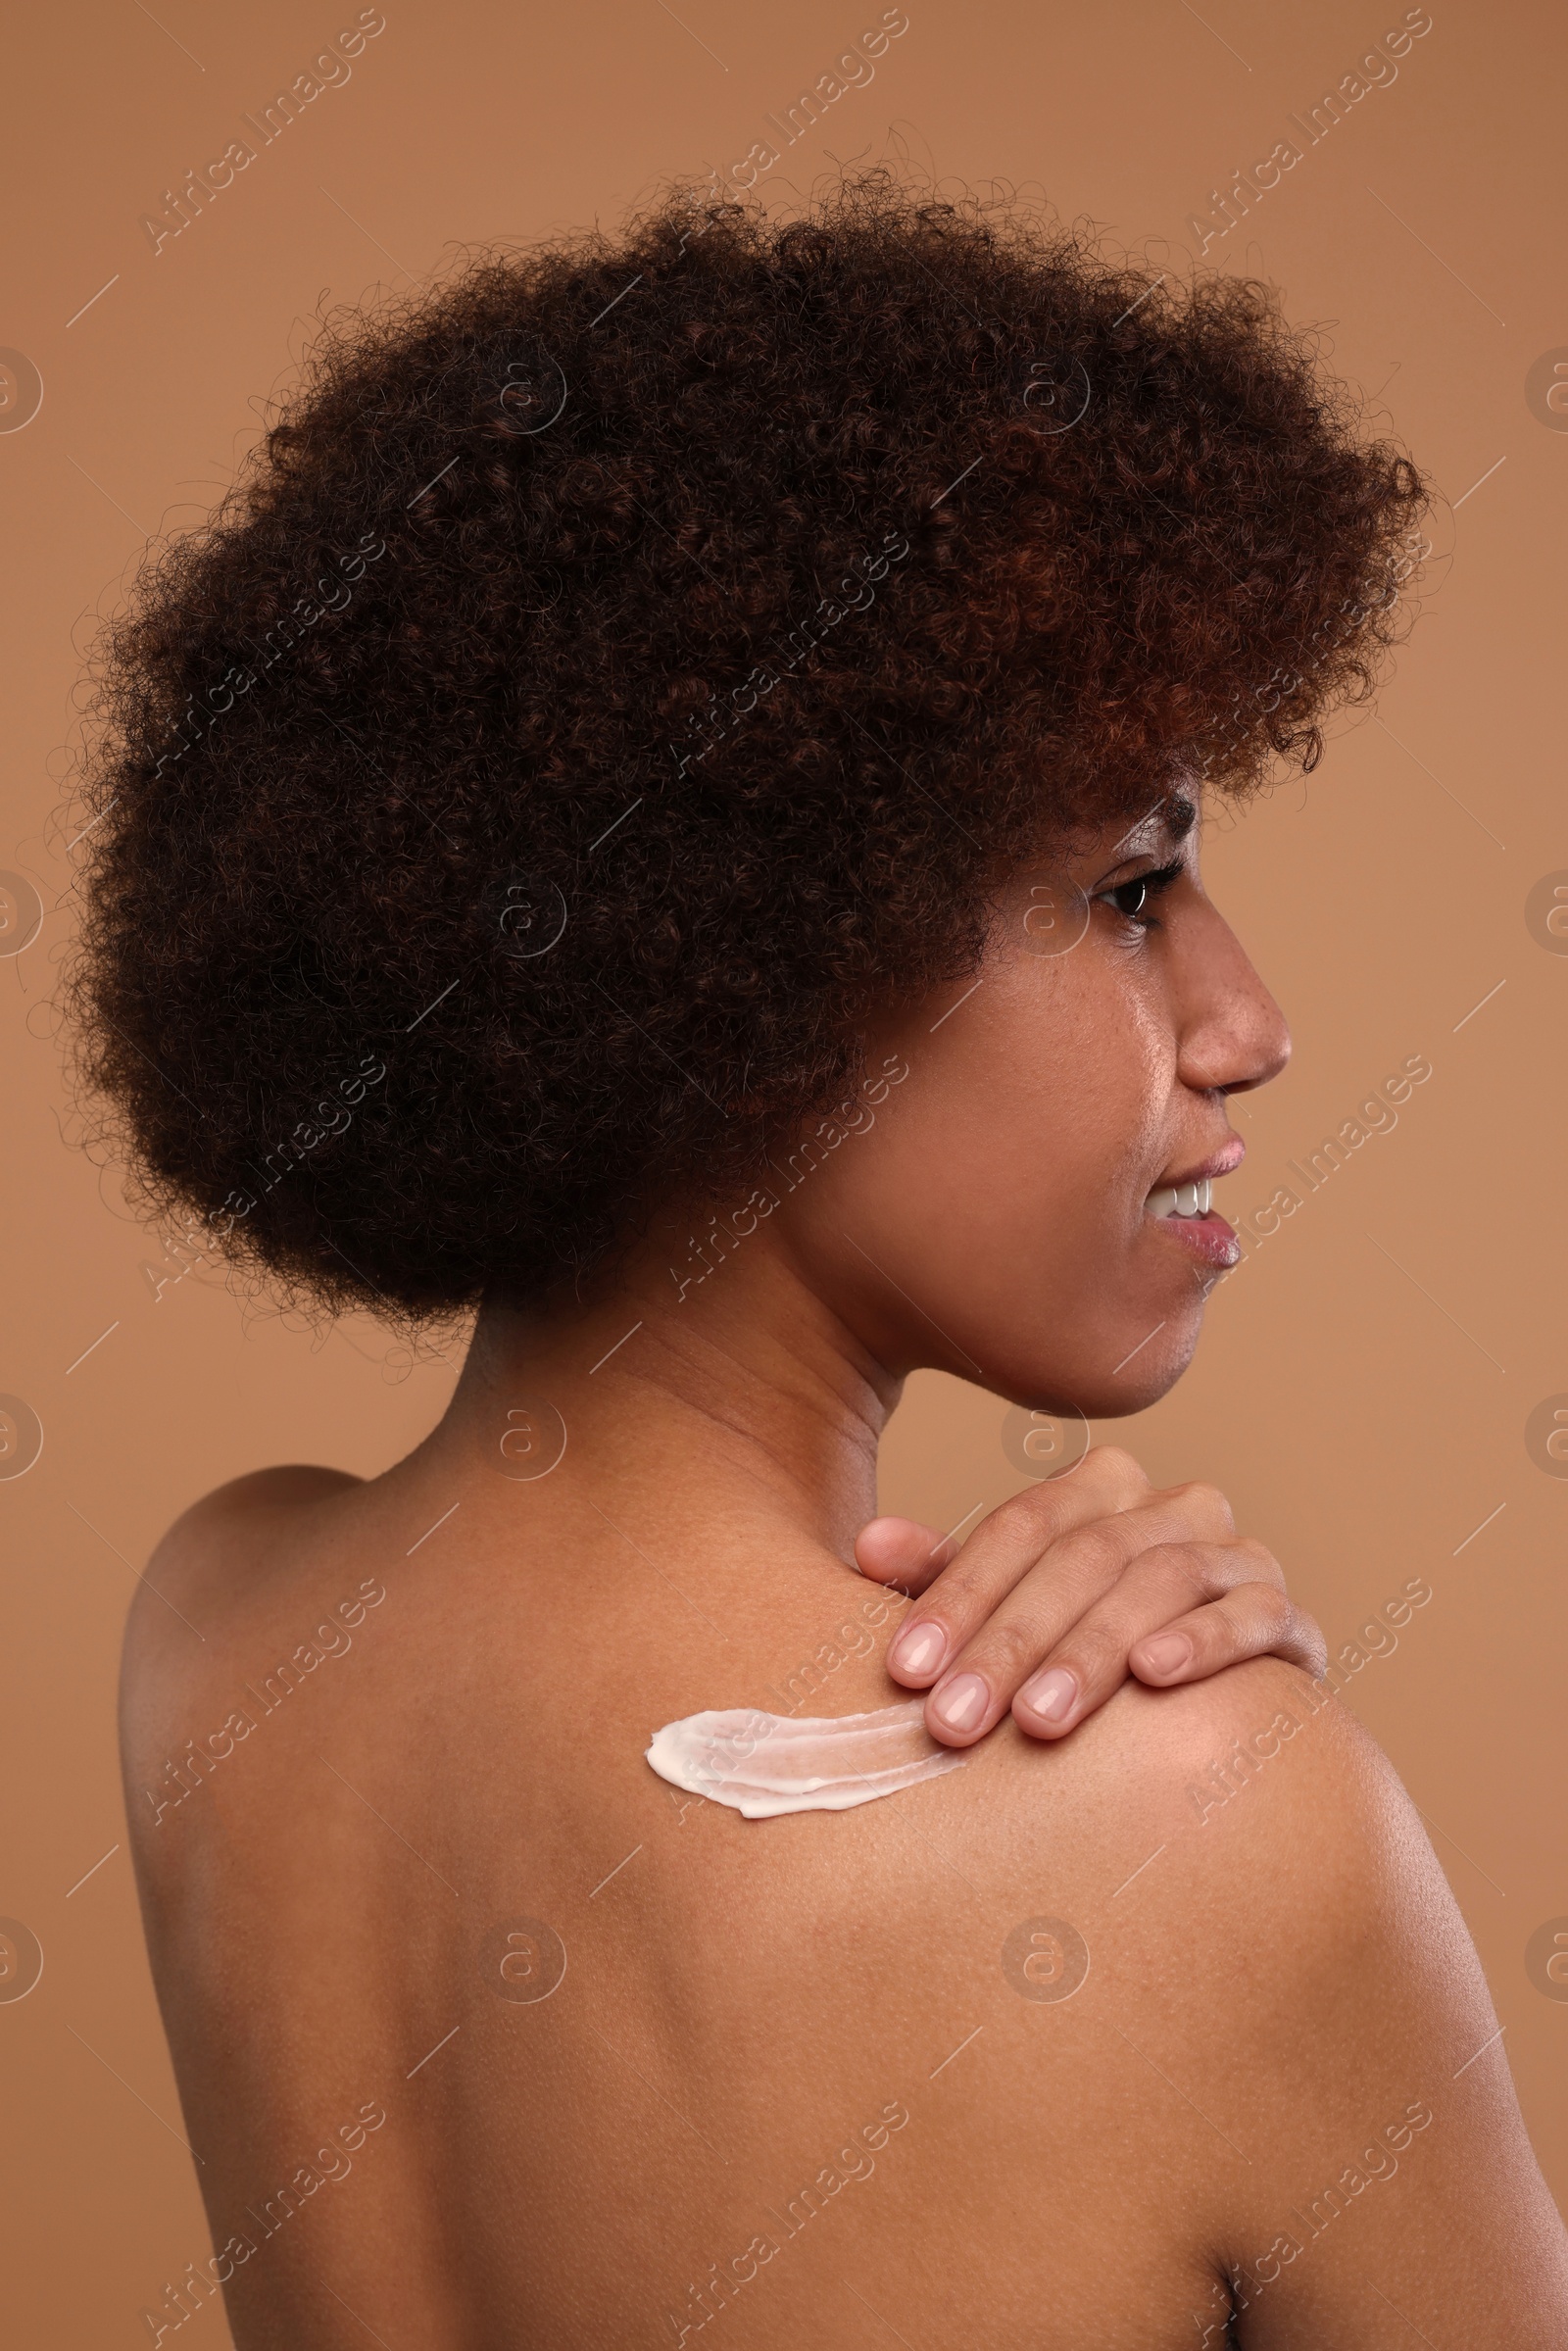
[123,1456,1565,2351]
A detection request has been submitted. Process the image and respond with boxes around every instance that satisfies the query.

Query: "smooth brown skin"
[122,802,1568,2347]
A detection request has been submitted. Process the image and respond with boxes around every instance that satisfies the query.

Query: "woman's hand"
[855,1445,1326,1747]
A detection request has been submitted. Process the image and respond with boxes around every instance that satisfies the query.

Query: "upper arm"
[1188,1672,1568,2345]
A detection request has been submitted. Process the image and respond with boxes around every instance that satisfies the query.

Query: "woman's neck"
[434,1214,903,1566]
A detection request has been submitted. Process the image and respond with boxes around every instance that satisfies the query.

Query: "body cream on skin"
[645,1699,968,1820]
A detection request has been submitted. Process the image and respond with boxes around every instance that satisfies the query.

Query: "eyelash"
[1097,860,1185,930]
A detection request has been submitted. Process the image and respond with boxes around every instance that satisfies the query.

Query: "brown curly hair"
[63,169,1426,1327]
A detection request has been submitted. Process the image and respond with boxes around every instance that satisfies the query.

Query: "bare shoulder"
[976,1650,1477,2046]
[957,1650,1396,1895]
[132,1462,364,1633]
[965,1655,1568,2342]
[147,1460,364,1573]
[121,1464,372,1856]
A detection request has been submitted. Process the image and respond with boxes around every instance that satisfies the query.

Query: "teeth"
[1148,1178,1212,1218]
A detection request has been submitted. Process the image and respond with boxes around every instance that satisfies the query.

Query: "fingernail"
[1020,1667,1077,1723]
[1139,1634,1192,1677]
[888,1620,946,1678]
[930,1672,989,1733]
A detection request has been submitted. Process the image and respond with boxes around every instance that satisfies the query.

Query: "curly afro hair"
[64,169,1426,1328]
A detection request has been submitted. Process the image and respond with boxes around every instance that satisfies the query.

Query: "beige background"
[2,0,1564,2335]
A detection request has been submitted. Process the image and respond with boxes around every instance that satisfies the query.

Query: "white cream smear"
[646,1699,968,1820]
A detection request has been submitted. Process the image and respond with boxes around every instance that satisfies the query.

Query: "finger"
[1005,1543,1298,1740]
[1128,1591,1327,1686]
[909,1490,1258,1740]
[902,1468,1241,1686]
[920,1532,1223,1744]
[853,1517,962,1596]
[881,1445,1152,1689]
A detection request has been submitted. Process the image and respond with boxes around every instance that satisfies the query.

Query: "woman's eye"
[1098,860,1183,928]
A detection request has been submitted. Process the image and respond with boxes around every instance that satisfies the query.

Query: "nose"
[1175,903,1292,1099]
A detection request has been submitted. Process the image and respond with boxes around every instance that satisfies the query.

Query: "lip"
[1142,1135,1246,1271]
[1152,1137,1246,1191]
[1147,1209,1242,1268]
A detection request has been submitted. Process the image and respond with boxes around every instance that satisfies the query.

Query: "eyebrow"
[1109,789,1199,862]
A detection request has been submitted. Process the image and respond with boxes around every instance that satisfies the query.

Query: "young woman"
[71,173,1567,2347]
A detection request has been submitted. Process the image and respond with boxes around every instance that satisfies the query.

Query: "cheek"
[1033,961,1173,1214]
[800,955,1170,1284]
[771,966,1198,1412]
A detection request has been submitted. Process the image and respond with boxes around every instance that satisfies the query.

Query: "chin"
[1106,1314,1204,1415]
[1079,1350,1196,1419]
[985,1315,1202,1424]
